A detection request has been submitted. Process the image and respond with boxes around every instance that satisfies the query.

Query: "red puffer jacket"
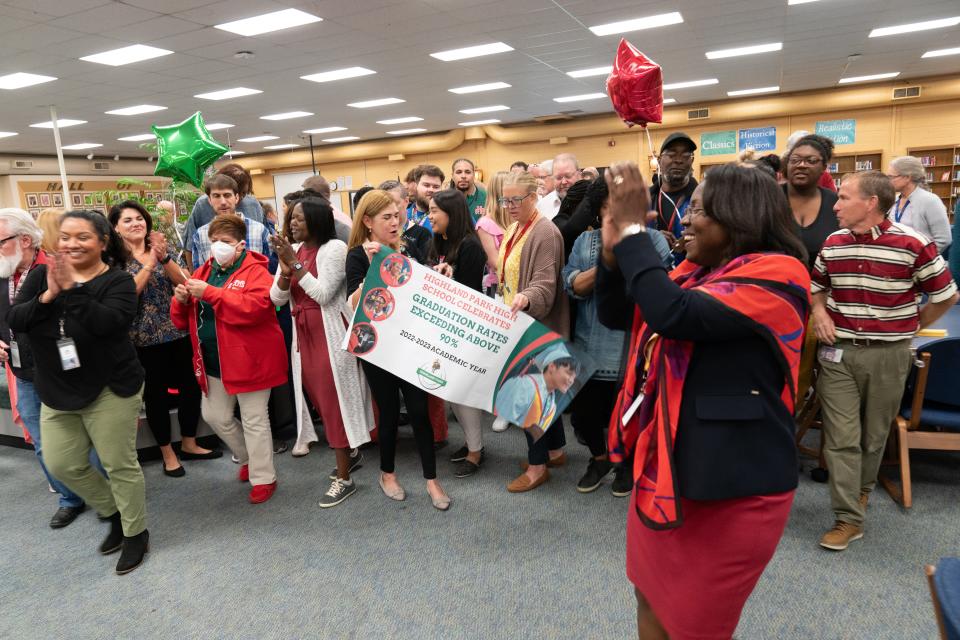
[170,251,287,395]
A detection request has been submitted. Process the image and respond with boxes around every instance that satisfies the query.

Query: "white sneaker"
[492,417,509,432]
[291,442,310,457]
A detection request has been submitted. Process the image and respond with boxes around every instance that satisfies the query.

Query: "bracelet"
[160,255,171,265]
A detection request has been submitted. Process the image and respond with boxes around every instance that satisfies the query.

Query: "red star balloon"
[152,112,228,188]
[606,39,663,128]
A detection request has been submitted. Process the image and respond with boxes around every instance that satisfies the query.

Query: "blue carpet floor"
[0,418,956,639]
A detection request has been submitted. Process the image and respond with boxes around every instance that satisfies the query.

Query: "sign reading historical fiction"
[815,119,856,145]
[700,130,737,156]
[738,126,777,152]
[344,248,595,440]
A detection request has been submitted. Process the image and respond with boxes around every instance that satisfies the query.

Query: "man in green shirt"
[452,158,487,224]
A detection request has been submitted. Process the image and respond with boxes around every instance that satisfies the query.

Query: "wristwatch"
[292,262,304,272]
[160,254,172,265]
[619,223,647,241]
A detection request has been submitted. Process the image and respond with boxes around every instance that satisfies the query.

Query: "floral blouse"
[125,252,187,347]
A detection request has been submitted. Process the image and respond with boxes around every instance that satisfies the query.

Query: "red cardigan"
[170,251,287,395]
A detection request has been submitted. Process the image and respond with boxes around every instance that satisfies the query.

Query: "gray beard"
[0,246,23,279]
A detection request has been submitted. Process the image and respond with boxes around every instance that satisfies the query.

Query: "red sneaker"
[238,464,249,482]
[249,481,277,504]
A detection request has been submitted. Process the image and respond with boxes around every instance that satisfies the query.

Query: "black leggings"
[362,361,436,479]
[571,378,619,458]
[136,337,202,447]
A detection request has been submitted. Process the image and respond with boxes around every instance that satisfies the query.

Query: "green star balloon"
[152,112,228,188]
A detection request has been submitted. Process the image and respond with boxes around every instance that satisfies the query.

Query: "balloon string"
[645,127,679,216]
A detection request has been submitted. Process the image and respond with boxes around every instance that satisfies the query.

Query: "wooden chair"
[926,559,960,640]
[880,338,960,507]
[795,363,827,479]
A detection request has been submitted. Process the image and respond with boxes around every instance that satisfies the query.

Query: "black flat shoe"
[116,530,149,575]
[179,449,223,461]
[99,512,123,555]
[163,465,186,478]
[49,504,86,529]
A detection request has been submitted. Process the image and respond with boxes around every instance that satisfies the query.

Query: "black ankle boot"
[98,512,123,555]
[115,530,149,575]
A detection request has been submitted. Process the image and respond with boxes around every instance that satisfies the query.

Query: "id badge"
[818,345,843,364]
[57,338,81,371]
[9,340,20,368]
[621,392,646,426]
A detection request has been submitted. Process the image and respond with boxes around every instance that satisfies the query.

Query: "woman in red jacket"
[170,215,287,504]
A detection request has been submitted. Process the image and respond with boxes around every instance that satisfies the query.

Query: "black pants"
[362,361,436,479]
[526,414,567,465]
[571,378,619,458]
[136,337,201,447]
[268,304,297,440]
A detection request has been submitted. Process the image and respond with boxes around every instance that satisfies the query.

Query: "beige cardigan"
[517,217,570,338]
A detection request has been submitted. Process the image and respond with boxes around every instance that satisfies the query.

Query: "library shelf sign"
[700,130,737,156]
[815,119,856,145]
[738,126,777,152]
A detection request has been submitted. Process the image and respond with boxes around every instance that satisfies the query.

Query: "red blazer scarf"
[608,252,810,529]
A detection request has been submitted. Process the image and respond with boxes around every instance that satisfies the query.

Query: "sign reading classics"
[738,126,777,152]
[344,248,595,440]
[700,130,737,156]
[815,119,856,145]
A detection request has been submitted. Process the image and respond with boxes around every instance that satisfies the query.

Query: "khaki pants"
[41,385,146,536]
[201,376,275,485]
[817,340,912,526]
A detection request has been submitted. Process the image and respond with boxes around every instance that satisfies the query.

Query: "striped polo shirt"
[811,219,957,341]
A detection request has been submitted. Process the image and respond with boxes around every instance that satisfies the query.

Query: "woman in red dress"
[596,162,811,639]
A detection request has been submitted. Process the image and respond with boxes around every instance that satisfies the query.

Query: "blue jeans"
[16,378,106,508]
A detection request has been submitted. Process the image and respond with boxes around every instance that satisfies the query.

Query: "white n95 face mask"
[210,241,239,267]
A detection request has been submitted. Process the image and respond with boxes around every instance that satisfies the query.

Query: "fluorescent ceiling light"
[80,44,173,66]
[788,0,820,5]
[376,117,423,125]
[589,12,683,37]
[194,87,262,100]
[61,143,102,150]
[237,135,279,142]
[430,42,513,61]
[838,72,900,84]
[922,46,960,58]
[567,66,612,78]
[553,93,607,103]
[448,82,511,94]
[105,104,166,116]
[205,123,234,130]
[663,98,677,104]
[300,67,375,83]
[117,133,156,141]
[215,8,322,36]
[348,97,404,108]
[459,105,510,114]
[727,86,780,96]
[458,119,501,126]
[30,119,86,129]
[0,72,57,90]
[664,78,719,90]
[263,143,300,150]
[706,42,782,59]
[322,136,360,143]
[386,128,427,135]
[224,150,245,155]
[0,131,18,138]
[870,16,960,38]
[302,126,347,134]
[260,111,313,120]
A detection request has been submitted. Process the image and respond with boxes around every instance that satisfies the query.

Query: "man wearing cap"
[651,132,698,260]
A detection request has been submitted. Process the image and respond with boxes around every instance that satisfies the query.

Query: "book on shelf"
[954,154,960,164]
[926,171,935,182]
[954,171,960,181]
[920,156,937,167]
[855,160,873,171]
[827,162,839,173]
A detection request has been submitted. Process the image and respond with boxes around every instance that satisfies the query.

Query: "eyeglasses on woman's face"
[787,155,823,167]
[497,193,534,208]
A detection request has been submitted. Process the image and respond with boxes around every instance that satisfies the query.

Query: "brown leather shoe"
[819,521,864,551]
[859,492,869,509]
[520,452,568,471]
[507,469,551,493]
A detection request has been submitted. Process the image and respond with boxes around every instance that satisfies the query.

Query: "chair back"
[929,558,960,640]
[918,338,960,408]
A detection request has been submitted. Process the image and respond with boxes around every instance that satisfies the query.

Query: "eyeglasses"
[0,234,18,247]
[497,193,534,208]
[787,155,823,166]
[552,172,580,182]
[660,151,694,161]
[885,173,904,179]
[685,206,707,219]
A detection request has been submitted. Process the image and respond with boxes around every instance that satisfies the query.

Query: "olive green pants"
[817,340,912,526]
[41,385,147,536]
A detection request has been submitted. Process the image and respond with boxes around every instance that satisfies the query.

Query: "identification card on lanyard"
[893,197,909,223]
[57,317,81,371]
[9,341,21,368]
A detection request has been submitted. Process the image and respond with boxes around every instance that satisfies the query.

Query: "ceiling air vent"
[892,86,921,100]
[687,108,710,121]
[11,160,33,170]
[533,113,576,123]
[92,161,111,171]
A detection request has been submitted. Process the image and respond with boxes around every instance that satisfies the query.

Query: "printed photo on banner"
[344,247,595,441]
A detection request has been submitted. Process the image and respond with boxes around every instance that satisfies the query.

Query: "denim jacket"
[562,229,673,380]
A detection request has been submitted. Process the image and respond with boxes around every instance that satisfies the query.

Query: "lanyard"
[893,197,910,223]
[499,214,538,285]
[406,208,427,231]
[8,253,38,307]
[658,190,688,234]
